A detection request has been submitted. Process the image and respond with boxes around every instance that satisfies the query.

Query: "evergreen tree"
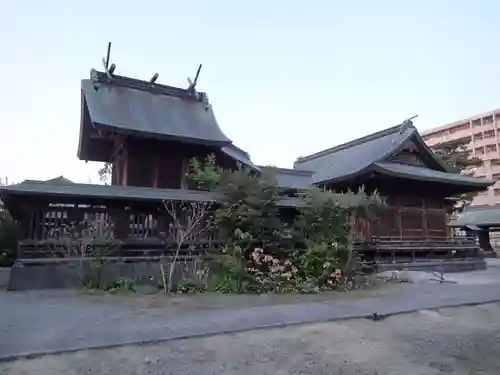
[430,136,484,211]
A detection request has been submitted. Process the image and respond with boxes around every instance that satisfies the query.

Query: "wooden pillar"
[122,147,128,186]
[397,208,403,239]
[152,156,159,188]
[180,157,188,189]
[421,198,428,240]
[112,208,129,240]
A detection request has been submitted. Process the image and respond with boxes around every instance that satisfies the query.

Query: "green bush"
[0,214,20,267]
[186,155,384,294]
[107,278,136,293]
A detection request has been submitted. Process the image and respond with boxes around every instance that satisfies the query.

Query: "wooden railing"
[18,205,481,263]
[357,236,480,263]
[21,203,224,259]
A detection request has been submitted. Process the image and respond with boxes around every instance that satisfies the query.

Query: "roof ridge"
[295,124,404,165]
[89,71,208,103]
[259,166,314,176]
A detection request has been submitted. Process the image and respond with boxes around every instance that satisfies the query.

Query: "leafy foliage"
[431,137,483,172]
[215,167,283,252]
[47,219,116,288]
[107,277,136,293]
[430,136,484,211]
[97,162,112,185]
[186,154,221,191]
[0,213,20,267]
[184,155,384,294]
[206,241,253,293]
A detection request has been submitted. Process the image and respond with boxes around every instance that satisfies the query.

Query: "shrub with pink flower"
[246,248,300,293]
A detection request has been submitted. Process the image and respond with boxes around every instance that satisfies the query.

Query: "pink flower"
[263,255,273,263]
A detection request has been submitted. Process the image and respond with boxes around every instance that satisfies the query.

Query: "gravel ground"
[3,280,500,361]
[2,303,500,375]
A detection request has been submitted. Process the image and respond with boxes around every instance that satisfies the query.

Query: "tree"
[47,218,116,287]
[162,200,213,292]
[215,166,284,253]
[186,154,220,191]
[431,136,483,172]
[98,162,112,185]
[295,186,385,274]
[430,136,484,211]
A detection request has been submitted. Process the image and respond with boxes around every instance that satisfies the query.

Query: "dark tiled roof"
[2,180,217,203]
[221,144,260,171]
[293,123,487,188]
[0,180,301,208]
[259,166,313,190]
[44,176,75,184]
[449,205,500,227]
[373,162,493,187]
[78,71,232,160]
[294,124,417,183]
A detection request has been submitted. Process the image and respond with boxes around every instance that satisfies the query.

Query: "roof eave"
[94,122,232,148]
[371,164,493,188]
[0,183,302,208]
[312,166,374,186]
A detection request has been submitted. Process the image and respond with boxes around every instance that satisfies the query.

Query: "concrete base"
[7,258,202,291]
[0,268,10,290]
[481,249,498,258]
[376,258,487,273]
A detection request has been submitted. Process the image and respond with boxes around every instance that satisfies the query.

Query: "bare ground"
[2,303,500,375]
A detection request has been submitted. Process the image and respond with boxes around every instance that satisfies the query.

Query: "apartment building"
[421,108,500,205]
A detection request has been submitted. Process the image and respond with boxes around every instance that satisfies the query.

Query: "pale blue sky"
[1,1,500,184]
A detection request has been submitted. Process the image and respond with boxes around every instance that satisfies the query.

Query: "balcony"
[472,138,492,148]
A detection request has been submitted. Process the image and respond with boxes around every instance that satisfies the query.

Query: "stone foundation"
[481,249,498,258]
[7,258,202,291]
[0,267,11,290]
[376,258,487,273]
[7,257,488,291]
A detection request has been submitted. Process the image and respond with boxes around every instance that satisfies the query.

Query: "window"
[484,116,494,125]
[486,144,497,153]
[493,173,500,181]
[484,130,495,139]
[494,188,500,196]
[475,147,485,155]
[472,119,482,127]
[492,159,500,167]
[474,133,483,141]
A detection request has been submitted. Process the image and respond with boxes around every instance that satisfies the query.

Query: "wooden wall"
[355,194,448,240]
[111,139,216,189]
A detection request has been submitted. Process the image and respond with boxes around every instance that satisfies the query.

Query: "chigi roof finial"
[399,114,418,134]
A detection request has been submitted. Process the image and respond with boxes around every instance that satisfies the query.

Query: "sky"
[1,1,500,184]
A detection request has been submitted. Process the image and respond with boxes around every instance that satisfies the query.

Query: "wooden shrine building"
[294,123,493,239]
[0,62,494,268]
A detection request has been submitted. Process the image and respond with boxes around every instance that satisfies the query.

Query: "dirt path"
[2,303,500,374]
